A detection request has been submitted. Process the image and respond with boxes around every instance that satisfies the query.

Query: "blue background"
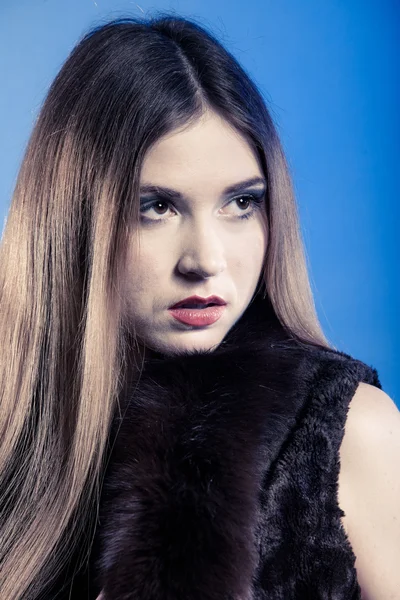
[0,0,398,404]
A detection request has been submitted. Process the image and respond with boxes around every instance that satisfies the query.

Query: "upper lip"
[169,295,227,309]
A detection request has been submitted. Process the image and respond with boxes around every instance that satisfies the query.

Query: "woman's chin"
[144,330,224,358]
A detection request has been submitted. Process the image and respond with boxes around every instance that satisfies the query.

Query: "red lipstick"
[169,295,227,326]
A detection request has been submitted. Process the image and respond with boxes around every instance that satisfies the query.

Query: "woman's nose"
[176,220,227,279]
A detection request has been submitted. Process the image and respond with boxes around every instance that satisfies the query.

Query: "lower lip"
[168,305,226,326]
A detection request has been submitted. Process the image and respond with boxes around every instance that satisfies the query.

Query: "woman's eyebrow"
[139,176,267,200]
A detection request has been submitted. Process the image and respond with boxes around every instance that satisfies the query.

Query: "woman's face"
[123,110,268,356]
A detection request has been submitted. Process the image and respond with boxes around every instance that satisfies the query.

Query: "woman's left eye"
[232,195,261,219]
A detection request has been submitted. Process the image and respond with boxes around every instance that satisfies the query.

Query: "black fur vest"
[71,293,381,600]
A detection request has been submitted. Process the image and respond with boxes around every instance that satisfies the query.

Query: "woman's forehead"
[139,117,263,195]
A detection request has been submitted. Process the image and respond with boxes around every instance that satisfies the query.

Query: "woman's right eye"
[139,199,176,222]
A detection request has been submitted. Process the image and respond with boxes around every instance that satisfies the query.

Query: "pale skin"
[338,381,400,599]
[97,110,400,599]
[122,110,268,357]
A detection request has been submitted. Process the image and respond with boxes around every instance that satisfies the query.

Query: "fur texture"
[73,293,381,600]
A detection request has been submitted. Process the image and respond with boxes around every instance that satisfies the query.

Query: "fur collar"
[90,293,316,599]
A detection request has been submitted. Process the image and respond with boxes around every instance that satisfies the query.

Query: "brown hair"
[0,13,331,598]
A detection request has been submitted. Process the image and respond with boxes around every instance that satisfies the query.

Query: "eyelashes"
[234,195,265,221]
[139,193,266,224]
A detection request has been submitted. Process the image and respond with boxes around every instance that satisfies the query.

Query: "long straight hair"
[0,13,332,598]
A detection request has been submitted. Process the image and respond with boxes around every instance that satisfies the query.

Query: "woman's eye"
[231,196,252,213]
[140,199,176,221]
[226,194,265,219]
[145,200,171,216]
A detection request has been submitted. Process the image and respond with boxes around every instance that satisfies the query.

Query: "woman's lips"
[168,305,226,326]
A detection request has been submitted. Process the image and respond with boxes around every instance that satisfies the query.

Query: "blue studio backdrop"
[0,0,398,403]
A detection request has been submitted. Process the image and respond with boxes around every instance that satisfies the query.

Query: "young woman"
[0,13,399,600]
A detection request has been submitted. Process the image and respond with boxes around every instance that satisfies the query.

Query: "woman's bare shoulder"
[338,382,400,599]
